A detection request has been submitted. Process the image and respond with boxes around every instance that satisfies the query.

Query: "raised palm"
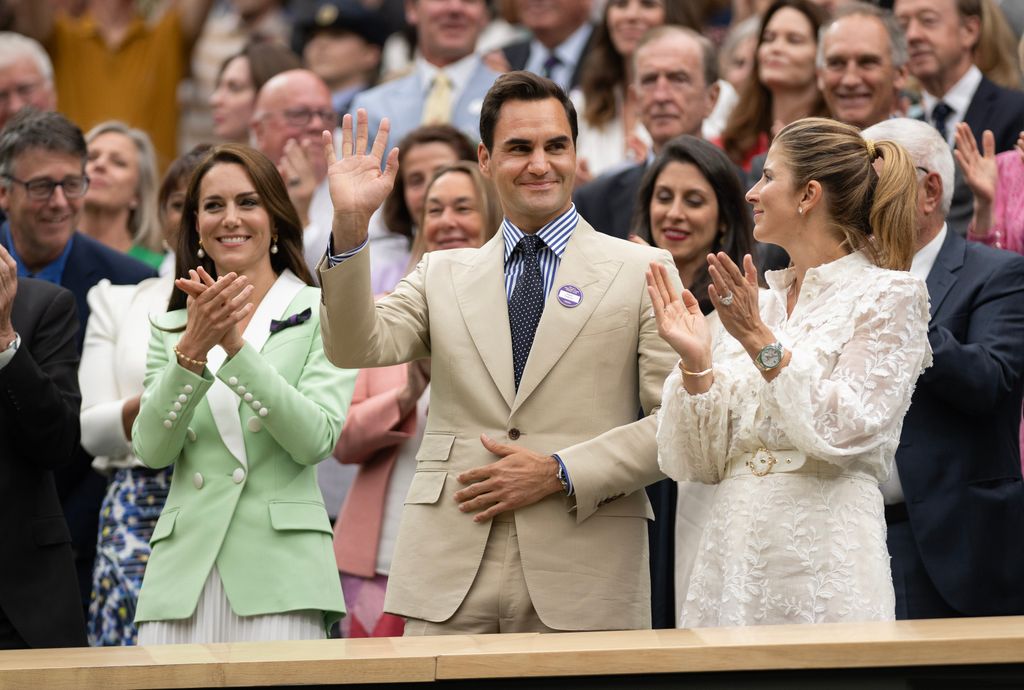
[647,261,712,368]
[323,109,400,248]
[954,123,997,205]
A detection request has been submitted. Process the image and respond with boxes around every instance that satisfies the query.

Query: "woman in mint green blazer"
[131,144,355,644]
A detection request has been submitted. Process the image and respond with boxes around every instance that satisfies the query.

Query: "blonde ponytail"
[868,140,917,270]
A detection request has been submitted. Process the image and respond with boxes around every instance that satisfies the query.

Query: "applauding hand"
[174,267,254,371]
[324,109,400,252]
[646,261,712,381]
[953,123,997,206]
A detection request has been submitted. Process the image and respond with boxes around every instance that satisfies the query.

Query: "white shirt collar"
[416,52,479,97]
[910,223,947,282]
[525,23,593,86]
[921,64,982,143]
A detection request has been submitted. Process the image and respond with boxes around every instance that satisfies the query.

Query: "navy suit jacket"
[502,26,597,91]
[0,229,155,603]
[895,230,1024,616]
[0,279,86,648]
[573,162,646,240]
[943,76,1024,236]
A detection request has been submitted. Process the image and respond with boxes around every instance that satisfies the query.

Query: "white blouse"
[657,251,931,627]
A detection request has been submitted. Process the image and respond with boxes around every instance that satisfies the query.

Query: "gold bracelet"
[679,362,713,377]
[173,346,207,367]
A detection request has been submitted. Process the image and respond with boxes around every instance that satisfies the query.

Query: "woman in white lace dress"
[648,118,932,627]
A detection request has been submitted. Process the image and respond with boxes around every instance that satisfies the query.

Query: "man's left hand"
[0,244,19,343]
[454,435,563,522]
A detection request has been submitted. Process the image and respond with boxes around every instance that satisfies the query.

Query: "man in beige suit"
[318,71,681,634]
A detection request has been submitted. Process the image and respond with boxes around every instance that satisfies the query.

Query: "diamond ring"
[720,292,735,306]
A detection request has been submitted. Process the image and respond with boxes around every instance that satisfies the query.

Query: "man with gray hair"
[863,117,1024,619]
[0,109,154,613]
[817,2,908,130]
[574,26,719,240]
[0,32,56,131]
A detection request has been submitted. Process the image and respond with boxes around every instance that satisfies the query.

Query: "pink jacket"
[332,365,417,578]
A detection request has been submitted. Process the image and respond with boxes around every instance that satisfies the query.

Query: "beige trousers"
[403,515,559,635]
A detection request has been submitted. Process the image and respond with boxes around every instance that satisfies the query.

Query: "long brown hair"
[719,0,828,167]
[577,1,701,129]
[773,117,917,271]
[168,144,314,311]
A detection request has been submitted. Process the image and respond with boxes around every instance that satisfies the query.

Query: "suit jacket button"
[193,472,204,489]
[508,428,520,440]
[187,428,197,442]
[232,468,246,484]
[247,417,262,432]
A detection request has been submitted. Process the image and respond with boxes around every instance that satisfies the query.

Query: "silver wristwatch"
[754,341,784,372]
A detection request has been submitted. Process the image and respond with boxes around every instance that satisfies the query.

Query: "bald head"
[252,69,334,176]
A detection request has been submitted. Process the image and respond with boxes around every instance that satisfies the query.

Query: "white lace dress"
[657,251,932,628]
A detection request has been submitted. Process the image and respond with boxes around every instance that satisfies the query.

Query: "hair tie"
[865,138,877,159]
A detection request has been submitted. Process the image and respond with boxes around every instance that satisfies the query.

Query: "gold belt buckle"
[747,447,777,477]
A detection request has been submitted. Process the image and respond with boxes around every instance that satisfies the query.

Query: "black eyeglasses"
[2,174,90,200]
[278,108,339,128]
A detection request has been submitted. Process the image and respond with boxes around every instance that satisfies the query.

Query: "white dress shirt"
[523,23,593,92]
[921,65,983,147]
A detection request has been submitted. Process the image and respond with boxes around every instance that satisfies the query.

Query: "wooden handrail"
[1,616,1023,687]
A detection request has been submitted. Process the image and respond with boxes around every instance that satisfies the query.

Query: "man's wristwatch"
[555,462,570,495]
[754,341,784,372]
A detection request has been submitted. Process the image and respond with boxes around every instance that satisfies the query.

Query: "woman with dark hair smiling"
[131,144,355,644]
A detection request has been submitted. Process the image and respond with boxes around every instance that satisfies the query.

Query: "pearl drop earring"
[197,239,205,258]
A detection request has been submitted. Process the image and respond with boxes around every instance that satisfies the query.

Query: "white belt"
[723,448,873,482]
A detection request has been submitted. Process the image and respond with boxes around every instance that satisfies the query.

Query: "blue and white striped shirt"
[502,204,579,303]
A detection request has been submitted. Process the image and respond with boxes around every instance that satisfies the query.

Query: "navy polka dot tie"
[510,234,546,391]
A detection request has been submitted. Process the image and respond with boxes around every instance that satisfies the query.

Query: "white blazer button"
[232,468,245,484]
[183,384,194,393]
[228,376,238,386]
[163,419,173,428]
[193,472,204,489]
[168,411,177,420]
[178,394,188,403]
[244,393,254,402]
[252,400,261,410]
[236,385,246,394]
[259,407,269,417]
[187,428,197,442]
[173,402,182,411]
[247,417,262,432]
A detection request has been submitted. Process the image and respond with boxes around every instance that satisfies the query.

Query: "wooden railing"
[2,616,1023,688]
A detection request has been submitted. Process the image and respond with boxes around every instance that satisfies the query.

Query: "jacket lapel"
[453,234,515,410]
[512,223,620,414]
[205,270,306,469]
[925,229,965,321]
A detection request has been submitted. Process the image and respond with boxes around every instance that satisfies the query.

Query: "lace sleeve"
[656,357,735,485]
[761,275,931,463]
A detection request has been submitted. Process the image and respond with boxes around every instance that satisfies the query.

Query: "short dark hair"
[169,144,315,311]
[631,135,755,315]
[0,109,86,181]
[479,71,578,152]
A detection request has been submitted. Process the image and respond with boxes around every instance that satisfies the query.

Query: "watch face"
[760,344,783,369]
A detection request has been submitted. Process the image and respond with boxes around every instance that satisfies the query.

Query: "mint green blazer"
[132,272,355,631]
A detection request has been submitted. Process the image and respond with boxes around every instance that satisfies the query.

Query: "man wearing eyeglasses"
[0,109,155,616]
[251,68,340,276]
[0,32,57,132]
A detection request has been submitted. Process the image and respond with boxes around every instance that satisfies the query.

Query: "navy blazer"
[573,162,646,240]
[502,25,597,91]
[895,230,1024,616]
[0,279,86,648]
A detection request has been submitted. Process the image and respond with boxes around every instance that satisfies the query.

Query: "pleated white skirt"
[137,568,325,645]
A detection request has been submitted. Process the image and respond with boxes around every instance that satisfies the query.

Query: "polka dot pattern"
[509,234,546,391]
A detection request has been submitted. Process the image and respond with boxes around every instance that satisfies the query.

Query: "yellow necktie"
[422,71,453,125]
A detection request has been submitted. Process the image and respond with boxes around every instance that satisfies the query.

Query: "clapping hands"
[174,267,254,371]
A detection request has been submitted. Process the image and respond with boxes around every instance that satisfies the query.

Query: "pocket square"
[269,307,311,334]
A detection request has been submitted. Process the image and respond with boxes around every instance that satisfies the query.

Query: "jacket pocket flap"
[31,516,71,547]
[268,501,333,534]
[150,509,179,545]
[405,471,447,505]
[415,433,456,462]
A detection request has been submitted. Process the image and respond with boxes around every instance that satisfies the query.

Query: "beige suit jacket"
[319,220,681,631]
